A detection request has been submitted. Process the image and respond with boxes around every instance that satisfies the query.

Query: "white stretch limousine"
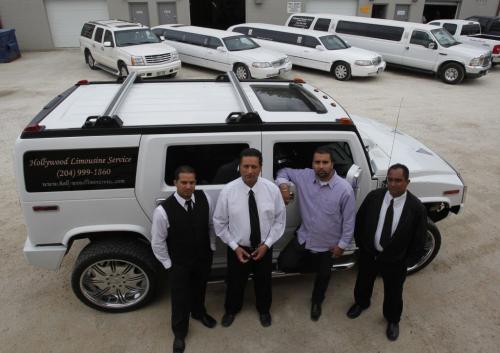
[285,13,492,84]
[152,25,291,80]
[228,23,385,81]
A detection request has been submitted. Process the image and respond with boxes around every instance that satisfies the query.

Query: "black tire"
[71,238,160,312]
[406,219,442,275]
[85,51,97,70]
[119,62,129,77]
[233,63,251,80]
[332,61,352,81]
[440,62,465,84]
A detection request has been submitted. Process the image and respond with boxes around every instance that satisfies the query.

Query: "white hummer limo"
[14,72,465,312]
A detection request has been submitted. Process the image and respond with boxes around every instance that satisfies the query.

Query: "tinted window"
[320,35,349,50]
[103,30,114,46]
[460,24,481,35]
[490,20,500,32]
[207,36,223,49]
[250,28,300,45]
[94,27,104,43]
[314,18,331,32]
[114,29,160,47]
[232,26,251,35]
[273,142,354,178]
[184,33,206,46]
[251,85,324,112]
[443,23,457,35]
[335,21,404,41]
[288,16,314,29]
[165,144,249,185]
[162,29,185,42]
[410,30,433,46]
[302,35,320,48]
[81,23,95,39]
[429,22,440,26]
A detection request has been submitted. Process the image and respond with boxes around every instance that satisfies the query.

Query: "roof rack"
[225,71,262,124]
[82,72,138,129]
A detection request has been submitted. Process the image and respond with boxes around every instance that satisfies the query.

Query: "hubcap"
[236,66,248,79]
[79,259,149,309]
[335,65,347,79]
[407,230,435,272]
[445,68,459,82]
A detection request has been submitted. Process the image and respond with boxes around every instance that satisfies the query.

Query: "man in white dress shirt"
[213,148,286,328]
[151,165,217,353]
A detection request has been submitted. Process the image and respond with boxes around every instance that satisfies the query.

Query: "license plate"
[157,71,166,76]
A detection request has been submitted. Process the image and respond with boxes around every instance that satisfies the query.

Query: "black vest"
[162,190,210,266]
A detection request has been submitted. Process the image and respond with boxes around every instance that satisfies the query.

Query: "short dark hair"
[313,146,334,163]
[239,148,263,166]
[174,165,196,180]
[388,163,409,180]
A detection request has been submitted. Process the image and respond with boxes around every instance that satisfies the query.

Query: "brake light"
[443,190,460,195]
[493,45,500,55]
[77,80,89,85]
[338,117,353,125]
[23,123,45,133]
[293,77,305,83]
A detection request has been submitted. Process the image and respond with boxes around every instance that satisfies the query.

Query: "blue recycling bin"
[0,29,21,63]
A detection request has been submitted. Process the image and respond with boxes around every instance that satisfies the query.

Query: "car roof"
[290,12,442,31]
[30,79,351,132]
[429,19,480,25]
[232,22,338,38]
[88,19,147,30]
[153,24,242,39]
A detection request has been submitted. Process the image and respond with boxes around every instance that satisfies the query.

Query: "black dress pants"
[354,249,407,323]
[170,256,212,338]
[224,246,273,315]
[278,236,335,304]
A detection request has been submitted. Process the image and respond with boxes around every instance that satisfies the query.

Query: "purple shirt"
[276,168,355,252]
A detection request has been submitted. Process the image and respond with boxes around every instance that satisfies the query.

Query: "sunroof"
[251,85,325,113]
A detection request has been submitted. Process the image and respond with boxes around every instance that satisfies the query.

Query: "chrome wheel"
[235,65,249,80]
[444,68,459,82]
[407,220,442,275]
[79,259,150,309]
[335,65,348,79]
[86,52,96,70]
[407,230,435,273]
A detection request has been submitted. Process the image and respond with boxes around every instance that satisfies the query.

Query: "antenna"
[387,98,403,169]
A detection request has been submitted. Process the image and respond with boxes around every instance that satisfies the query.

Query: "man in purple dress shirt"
[276,146,356,321]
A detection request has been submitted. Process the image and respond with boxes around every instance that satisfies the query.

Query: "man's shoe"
[386,322,399,341]
[310,303,322,321]
[259,312,272,327]
[192,312,217,328]
[346,303,364,319]
[221,313,235,327]
[173,337,185,353]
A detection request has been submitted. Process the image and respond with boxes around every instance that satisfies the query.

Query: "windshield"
[115,29,160,47]
[223,36,260,51]
[319,35,349,50]
[431,28,459,47]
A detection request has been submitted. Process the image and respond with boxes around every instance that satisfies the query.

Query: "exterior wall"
[458,0,499,17]
[0,0,190,51]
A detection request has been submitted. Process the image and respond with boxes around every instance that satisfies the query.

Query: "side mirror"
[103,41,113,47]
[217,46,227,53]
[160,35,165,41]
[315,45,325,51]
[428,42,436,49]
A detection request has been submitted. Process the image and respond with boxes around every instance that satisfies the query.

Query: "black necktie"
[185,199,193,215]
[248,190,261,248]
[380,199,394,249]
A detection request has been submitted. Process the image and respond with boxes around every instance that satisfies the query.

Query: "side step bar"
[95,63,119,76]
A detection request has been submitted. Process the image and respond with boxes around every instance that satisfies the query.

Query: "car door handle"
[439,53,448,56]
[405,46,409,50]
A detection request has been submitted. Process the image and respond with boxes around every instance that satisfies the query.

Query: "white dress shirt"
[213,177,286,250]
[151,191,216,269]
[374,191,407,251]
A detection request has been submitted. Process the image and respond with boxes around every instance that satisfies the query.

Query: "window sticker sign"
[24,148,139,192]
[287,2,302,14]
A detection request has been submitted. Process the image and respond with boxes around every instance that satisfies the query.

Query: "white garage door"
[306,0,358,16]
[45,0,109,48]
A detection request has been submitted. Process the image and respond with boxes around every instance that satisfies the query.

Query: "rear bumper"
[23,238,66,270]
[129,60,181,78]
